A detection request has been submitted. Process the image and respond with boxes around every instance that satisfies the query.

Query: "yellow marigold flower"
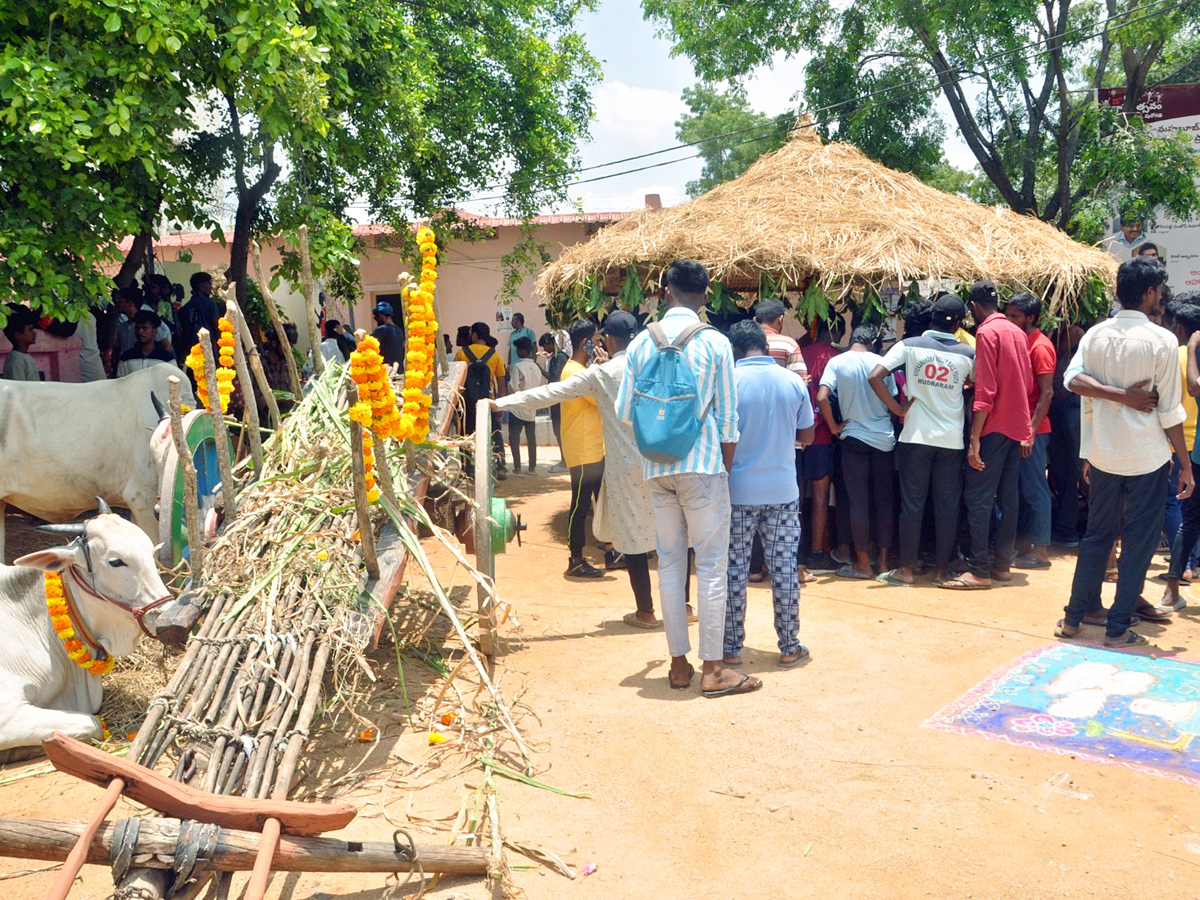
[427,733,447,745]
[367,487,381,503]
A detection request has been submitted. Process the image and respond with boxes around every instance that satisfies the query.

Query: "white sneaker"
[548,462,567,474]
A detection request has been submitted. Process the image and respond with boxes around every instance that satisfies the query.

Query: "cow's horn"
[96,497,112,515]
[36,523,87,537]
[150,392,168,421]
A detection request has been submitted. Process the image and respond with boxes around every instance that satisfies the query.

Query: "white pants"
[647,472,730,661]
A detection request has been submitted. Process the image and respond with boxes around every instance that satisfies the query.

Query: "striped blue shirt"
[616,307,739,479]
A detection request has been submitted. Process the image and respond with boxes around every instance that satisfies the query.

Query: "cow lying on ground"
[0,365,181,562]
[0,508,176,761]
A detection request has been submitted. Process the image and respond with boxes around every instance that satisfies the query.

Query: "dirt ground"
[4,463,1200,899]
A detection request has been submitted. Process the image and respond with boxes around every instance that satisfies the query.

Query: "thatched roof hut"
[536,126,1117,316]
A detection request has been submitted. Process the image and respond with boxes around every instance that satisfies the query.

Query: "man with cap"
[952,280,1033,589]
[372,301,405,368]
[494,311,672,619]
[869,294,975,586]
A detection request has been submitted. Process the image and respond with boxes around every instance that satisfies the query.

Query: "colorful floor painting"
[926,643,1200,786]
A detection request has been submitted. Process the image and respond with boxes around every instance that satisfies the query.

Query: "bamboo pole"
[297,225,324,378]
[197,328,238,521]
[250,240,302,399]
[474,398,496,658]
[348,381,379,580]
[224,293,263,475]
[167,376,204,580]
[231,302,282,431]
[0,816,490,875]
[372,426,399,509]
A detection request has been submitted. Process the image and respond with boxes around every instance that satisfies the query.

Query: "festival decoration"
[44,571,114,675]
[402,225,439,442]
[184,316,237,414]
[347,395,382,503]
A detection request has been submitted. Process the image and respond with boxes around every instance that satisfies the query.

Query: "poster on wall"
[1098,84,1200,289]
[494,306,513,333]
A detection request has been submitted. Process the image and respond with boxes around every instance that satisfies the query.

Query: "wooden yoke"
[43,733,356,836]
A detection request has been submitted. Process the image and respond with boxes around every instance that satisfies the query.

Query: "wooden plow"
[7,733,486,900]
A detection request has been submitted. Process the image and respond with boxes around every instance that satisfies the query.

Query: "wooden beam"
[0,816,490,875]
[42,734,355,837]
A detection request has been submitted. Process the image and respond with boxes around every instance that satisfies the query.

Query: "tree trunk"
[116,233,152,288]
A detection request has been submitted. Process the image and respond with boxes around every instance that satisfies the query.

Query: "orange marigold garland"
[402,225,439,442]
[348,401,382,503]
[184,316,236,414]
[45,571,114,675]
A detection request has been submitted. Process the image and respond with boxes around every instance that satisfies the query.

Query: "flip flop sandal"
[939,577,989,590]
[703,673,763,698]
[990,568,1014,582]
[1012,555,1051,569]
[669,664,695,690]
[722,657,744,668]
[1133,602,1172,622]
[1055,618,1080,638]
[800,570,818,584]
[1081,612,1108,626]
[835,565,873,579]
[1104,630,1149,648]
[1155,572,1192,583]
[622,612,660,630]
[778,647,810,668]
[1103,568,1119,583]
[876,569,916,587]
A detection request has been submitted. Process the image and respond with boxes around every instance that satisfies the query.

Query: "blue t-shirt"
[730,356,814,505]
[819,350,896,452]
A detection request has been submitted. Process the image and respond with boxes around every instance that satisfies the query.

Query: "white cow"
[0,365,181,562]
[0,510,175,761]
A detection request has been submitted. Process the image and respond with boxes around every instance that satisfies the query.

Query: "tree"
[675,84,791,196]
[643,0,1200,235]
[0,0,216,319]
[1,0,599,320]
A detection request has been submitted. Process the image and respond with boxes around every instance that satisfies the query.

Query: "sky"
[460,0,974,217]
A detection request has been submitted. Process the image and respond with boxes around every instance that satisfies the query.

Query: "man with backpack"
[617,259,760,698]
[455,321,508,478]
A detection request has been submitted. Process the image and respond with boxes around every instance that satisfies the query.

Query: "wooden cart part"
[43,733,356,836]
[0,816,490,875]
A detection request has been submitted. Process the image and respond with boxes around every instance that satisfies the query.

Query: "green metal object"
[488,497,525,554]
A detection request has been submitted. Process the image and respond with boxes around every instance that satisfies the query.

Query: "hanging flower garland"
[402,225,439,442]
[348,335,401,502]
[45,572,114,675]
[184,316,236,414]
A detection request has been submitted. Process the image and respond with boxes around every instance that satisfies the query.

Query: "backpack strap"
[463,347,479,363]
[670,321,711,349]
[481,348,495,363]
[646,320,711,350]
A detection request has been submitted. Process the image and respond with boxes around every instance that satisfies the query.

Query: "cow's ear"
[14,546,83,573]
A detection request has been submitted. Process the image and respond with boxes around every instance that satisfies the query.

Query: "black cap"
[600,311,638,339]
[932,294,967,327]
[968,280,999,306]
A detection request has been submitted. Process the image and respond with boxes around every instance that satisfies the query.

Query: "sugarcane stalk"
[167,376,204,579]
[197,328,238,521]
[224,294,263,474]
[250,240,302,399]
[297,225,324,378]
[231,302,281,431]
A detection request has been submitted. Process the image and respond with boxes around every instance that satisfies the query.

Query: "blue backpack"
[630,321,712,463]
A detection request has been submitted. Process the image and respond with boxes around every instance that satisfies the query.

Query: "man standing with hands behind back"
[1058,256,1193,646]
[618,260,756,697]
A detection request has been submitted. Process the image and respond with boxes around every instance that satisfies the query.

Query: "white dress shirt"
[1064,309,1185,476]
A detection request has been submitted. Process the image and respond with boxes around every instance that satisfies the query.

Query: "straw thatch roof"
[536,126,1117,314]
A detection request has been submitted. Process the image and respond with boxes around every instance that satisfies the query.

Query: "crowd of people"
[484,255,1193,696]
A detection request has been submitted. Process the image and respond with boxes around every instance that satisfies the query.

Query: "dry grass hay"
[537,123,1117,316]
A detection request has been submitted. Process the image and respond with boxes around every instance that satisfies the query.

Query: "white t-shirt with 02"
[880,329,976,450]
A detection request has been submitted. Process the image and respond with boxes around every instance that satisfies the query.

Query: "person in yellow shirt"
[455,322,508,478]
[555,320,607,577]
